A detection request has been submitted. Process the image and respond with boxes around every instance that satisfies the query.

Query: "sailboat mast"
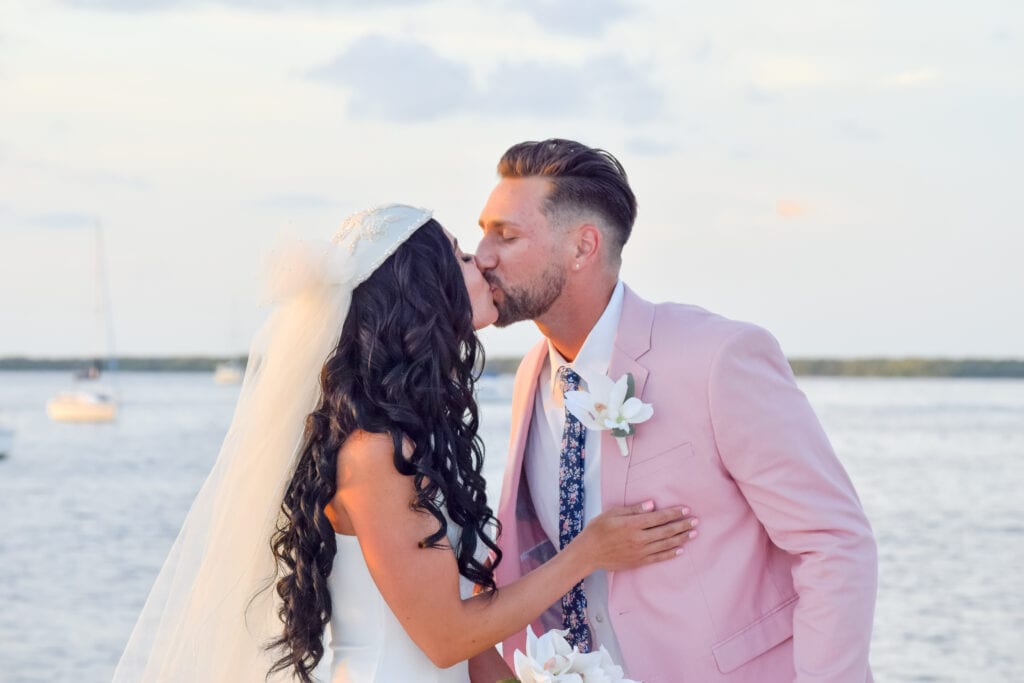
[95,222,118,372]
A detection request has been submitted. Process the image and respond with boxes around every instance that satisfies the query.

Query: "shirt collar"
[546,280,625,394]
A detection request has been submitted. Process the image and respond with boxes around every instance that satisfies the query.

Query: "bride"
[114,205,694,682]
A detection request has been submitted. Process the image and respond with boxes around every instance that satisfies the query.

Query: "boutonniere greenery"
[564,371,653,456]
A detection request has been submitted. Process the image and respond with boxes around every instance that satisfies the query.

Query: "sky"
[0,0,1021,359]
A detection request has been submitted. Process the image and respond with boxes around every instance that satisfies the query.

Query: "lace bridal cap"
[113,204,433,682]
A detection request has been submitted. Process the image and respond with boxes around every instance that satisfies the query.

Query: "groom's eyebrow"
[479,218,512,230]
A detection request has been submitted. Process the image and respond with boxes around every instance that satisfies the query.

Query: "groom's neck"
[535,279,618,362]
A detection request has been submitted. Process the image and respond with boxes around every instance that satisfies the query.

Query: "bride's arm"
[331,431,694,669]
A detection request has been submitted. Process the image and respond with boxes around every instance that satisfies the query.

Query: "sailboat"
[213,297,245,385]
[213,360,244,384]
[47,222,119,423]
[46,390,117,422]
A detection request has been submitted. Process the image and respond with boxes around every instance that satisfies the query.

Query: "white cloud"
[308,37,663,124]
[308,36,475,122]
[484,54,663,122]
[506,0,633,36]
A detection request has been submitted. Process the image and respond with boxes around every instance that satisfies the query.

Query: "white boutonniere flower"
[511,625,640,683]
[563,371,653,456]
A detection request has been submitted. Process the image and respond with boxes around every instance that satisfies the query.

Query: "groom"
[478,139,877,682]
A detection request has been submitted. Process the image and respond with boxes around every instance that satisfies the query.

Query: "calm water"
[0,372,1021,682]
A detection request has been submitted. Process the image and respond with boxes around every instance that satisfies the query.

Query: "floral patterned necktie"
[556,366,592,652]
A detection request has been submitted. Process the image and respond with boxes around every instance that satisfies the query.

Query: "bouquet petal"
[513,626,641,682]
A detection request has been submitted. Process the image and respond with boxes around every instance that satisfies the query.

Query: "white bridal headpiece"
[114,204,433,682]
[267,204,433,300]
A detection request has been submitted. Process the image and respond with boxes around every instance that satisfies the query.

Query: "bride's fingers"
[644,544,691,565]
[582,506,700,570]
[640,517,698,544]
[643,524,698,556]
[626,500,657,515]
[647,532,688,561]
[629,506,689,530]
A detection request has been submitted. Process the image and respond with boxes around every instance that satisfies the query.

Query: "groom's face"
[476,176,569,327]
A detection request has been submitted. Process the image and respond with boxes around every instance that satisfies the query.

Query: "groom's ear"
[573,223,603,267]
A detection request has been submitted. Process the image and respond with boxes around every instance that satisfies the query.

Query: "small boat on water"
[0,426,14,458]
[213,361,244,385]
[46,391,118,423]
[73,360,104,381]
[46,222,121,423]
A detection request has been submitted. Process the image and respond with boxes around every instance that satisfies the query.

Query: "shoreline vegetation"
[0,356,1022,378]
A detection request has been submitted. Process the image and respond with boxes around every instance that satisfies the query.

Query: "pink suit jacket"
[494,285,877,682]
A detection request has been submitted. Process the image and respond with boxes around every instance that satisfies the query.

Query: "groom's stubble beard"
[486,261,568,327]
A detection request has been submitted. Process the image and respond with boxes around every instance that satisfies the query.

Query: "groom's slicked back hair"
[498,138,637,259]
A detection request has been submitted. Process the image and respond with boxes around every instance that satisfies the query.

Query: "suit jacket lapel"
[496,339,547,580]
[601,285,655,508]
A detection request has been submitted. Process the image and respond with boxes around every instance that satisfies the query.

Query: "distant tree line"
[1,356,1022,378]
[787,358,1024,378]
[0,356,247,372]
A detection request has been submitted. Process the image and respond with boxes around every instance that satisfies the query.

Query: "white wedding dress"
[326,531,476,682]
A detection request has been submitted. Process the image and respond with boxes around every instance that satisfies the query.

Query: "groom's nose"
[474,239,497,271]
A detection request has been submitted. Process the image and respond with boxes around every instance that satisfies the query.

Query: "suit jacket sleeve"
[707,324,877,682]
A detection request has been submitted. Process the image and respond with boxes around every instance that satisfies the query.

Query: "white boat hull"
[46,392,118,422]
[214,363,243,385]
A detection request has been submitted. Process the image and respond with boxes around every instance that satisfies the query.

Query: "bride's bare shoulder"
[330,430,414,534]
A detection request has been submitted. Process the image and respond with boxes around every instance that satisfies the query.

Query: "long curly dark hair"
[265,220,502,681]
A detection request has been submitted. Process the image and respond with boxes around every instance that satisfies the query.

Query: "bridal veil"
[113,205,433,682]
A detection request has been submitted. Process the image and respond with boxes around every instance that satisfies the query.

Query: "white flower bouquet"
[499,625,640,683]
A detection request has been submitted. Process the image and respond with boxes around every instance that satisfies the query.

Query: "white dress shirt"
[524,280,626,666]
